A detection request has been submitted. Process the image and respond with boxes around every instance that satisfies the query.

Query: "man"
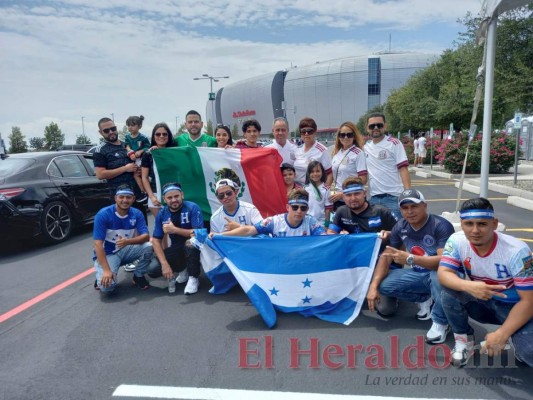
[363,112,411,220]
[93,185,153,292]
[213,188,325,238]
[235,119,263,148]
[210,178,263,234]
[438,197,533,367]
[148,182,204,295]
[367,189,455,345]
[176,110,217,148]
[417,132,427,167]
[413,134,420,167]
[266,117,297,165]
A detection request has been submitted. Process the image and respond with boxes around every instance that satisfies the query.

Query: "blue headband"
[288,199,309,206]
[162,185,182,195]
[343,184,365,194]
[116,188,134,196]
[460,209,495,220]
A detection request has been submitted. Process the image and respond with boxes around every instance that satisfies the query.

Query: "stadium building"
[206,51,439,142]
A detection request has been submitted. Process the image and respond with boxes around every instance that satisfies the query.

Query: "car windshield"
[0,158,34,178]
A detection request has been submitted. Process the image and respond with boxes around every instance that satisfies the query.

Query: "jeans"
[147,240,201,279]
[441,287,533,367]
[370,194,400,221]
[379,269,448,325]
[94,243,153,292]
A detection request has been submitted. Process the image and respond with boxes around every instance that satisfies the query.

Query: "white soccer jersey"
[364,136,409,197]
[210,201,263,234]
[267,141,297,166]
[331,145,368,192]
[254,213,325,237]
[304,183,333,226]
[440,231,533,303]
[293,142,333,184]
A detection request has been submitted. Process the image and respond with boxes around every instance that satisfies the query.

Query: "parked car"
[58,143,97,152]
[0,151,112,244]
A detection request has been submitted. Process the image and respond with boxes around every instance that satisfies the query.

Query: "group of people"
[91,110,533,369]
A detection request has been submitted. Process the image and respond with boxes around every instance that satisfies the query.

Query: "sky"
[0,0,485,147]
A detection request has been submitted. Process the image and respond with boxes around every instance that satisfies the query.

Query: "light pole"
[175,116,179,135]
[193,74,229,127]
[110,113,114,122]
[81,116,85,136]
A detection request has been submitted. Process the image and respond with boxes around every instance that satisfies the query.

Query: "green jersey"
[176,133,217,148]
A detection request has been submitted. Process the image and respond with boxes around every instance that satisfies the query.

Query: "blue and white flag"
[208,233,382,328]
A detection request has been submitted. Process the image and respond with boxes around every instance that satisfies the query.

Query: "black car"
[0,151,112,244]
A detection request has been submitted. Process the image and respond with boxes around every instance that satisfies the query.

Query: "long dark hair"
[150,123,176,147]
[305,161,326,200]
[215,124,233,146]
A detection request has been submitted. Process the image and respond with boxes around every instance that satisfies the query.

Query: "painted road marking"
[0,267,94,324]
[112,385,473,400]
[506,228,533,233]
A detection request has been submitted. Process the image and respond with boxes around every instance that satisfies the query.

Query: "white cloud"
[0,0,484,147]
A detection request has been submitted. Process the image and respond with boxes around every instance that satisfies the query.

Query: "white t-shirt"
[364,135,409,197]
[293,142,333,184]
[210,201,263,234]
[331,145,368,192]
[413,137,420,154]
[254,214,325,237]
[304,183,333,226]
[266,140,297,166]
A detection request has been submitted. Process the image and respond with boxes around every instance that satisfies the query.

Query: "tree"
[231,123,239,138]
[205,120,213,136]
[8,126,28,153]
[119,125,128,142]
[44,122,65,150]
[177,122,187,135]
[29,137,46,151]
[76,133,92,144]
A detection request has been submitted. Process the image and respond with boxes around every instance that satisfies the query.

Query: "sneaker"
[451,333,475,367]
[132,275,150,290]
[123,259,139,272]
[94,279,100,291]
[168,275,176,294]
[175,270,189,284]
[426,322,450,344]
[136,192,148,203]
[416,298,433,320]
[184,276,199,295]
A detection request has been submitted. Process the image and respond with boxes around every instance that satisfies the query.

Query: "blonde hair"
[333,121,365,155]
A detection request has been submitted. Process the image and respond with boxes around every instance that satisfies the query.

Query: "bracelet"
[127,150,135,156]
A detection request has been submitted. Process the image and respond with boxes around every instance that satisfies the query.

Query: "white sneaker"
[123,259,139,272]
[425,322,450,344]
[175,270,189,284]
[168,275,176,294]
[416,298,433,320]
[451,333,475,367]
[184,276,199,295]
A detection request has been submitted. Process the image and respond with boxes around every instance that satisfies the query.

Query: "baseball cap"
[399,189,425,205]
[215,179,239,191]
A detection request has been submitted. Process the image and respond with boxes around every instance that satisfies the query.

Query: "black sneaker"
[132,275,150,290]
[136,192,148,203]
[94,279,100,290]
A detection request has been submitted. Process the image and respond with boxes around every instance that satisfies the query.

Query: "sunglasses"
[368,123,384,130]
[216,190,234,200]
[155,132,168,137]
[300,128,315,135]
[290,205,308,212]
[216,124,230,129]
[102,126,118,134]
[338,132,355,139]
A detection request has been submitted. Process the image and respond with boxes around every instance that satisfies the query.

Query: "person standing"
[417,132,427,167]
[125,115,151,202]
[214,124,233,148]
[176,110,217,148]
[93,185,153,292]
[438,197,533,367]
[235,119,263,149]
[413,134,420,168]
[266,117,297,166]
[364,112,410,220]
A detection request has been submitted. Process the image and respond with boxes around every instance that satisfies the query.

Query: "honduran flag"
[151,147,286,220]
[208,233,382,328]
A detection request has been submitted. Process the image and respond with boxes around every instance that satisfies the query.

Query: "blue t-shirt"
[153,202,204,246]
[390,214,455,272]
[93,205,149,259]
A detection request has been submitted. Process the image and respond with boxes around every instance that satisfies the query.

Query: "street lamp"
[81,116,85,136]
[175,116,179,135]
[110,113,114,122]
[193,74,229,127]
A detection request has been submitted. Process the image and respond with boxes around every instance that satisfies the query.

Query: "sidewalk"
[411,160,533,211]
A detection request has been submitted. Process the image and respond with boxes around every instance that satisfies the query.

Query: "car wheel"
[41,201,72,243]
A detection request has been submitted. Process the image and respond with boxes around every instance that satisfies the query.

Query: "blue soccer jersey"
[153,201,204,246]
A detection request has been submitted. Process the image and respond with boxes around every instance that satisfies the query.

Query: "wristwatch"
[406,254,415,266]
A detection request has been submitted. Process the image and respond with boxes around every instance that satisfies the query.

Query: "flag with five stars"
[208,233,381,328]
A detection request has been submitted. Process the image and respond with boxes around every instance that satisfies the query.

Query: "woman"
[329,121,368,209]
[141,123,176,217]
[215,124,233,148]
[293,117,332,185]
[234,119,263,149]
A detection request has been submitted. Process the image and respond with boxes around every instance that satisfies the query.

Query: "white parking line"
[112,385,474,400]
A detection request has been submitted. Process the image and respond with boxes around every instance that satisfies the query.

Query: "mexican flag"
[151,147,286,221]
